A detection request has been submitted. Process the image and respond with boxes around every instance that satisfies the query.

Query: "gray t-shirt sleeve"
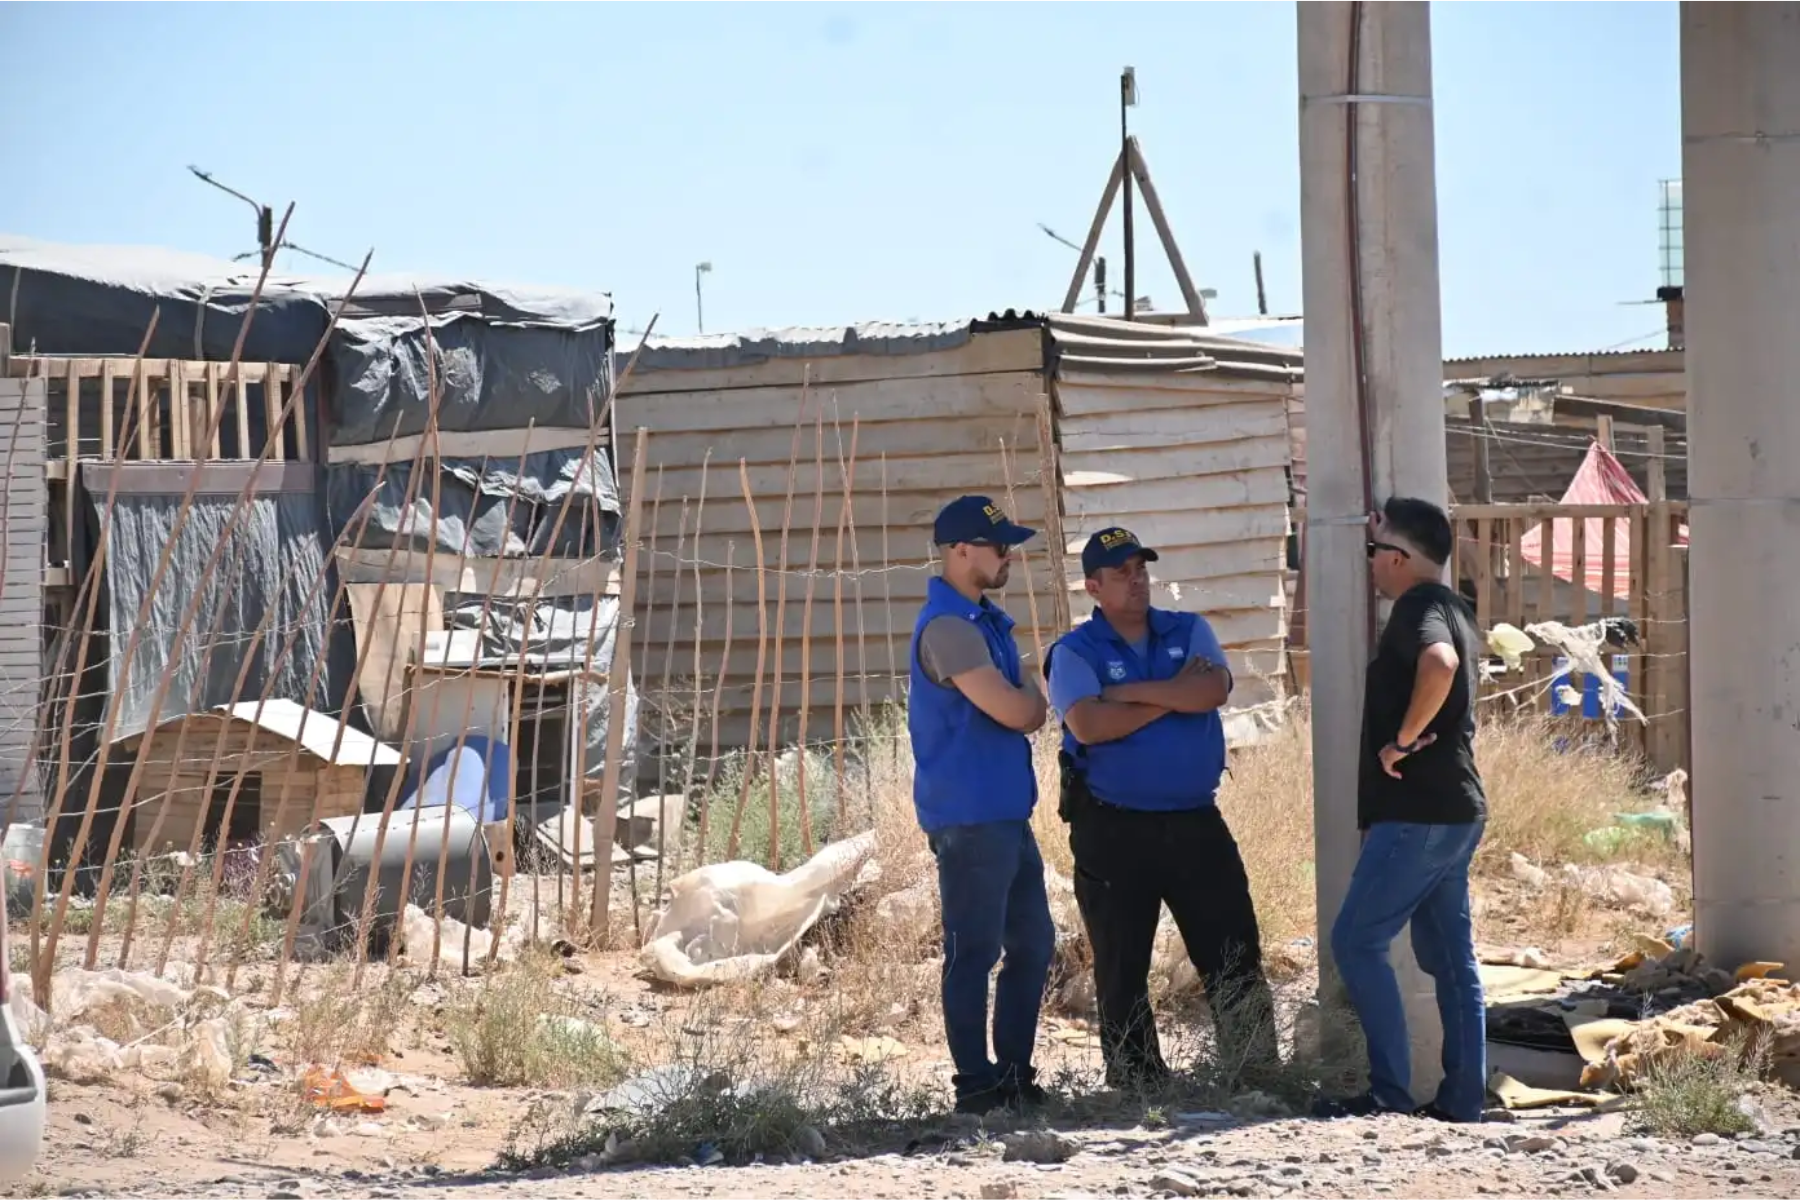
[918,616,997,686]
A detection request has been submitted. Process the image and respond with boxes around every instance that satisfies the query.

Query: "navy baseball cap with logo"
[1082,526,1160,576]
[933,495,1036,547]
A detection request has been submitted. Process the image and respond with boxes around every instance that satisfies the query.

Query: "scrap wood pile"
[1482,935,1800,1106]
[1577,938,1800,1091]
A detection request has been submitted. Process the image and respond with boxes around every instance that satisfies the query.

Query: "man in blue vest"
[1047,527,1279,1090]
[909,495,1056,1115]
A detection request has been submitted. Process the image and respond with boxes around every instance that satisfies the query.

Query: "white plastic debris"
[1510,853,1549,889]
[1526,619,1648,729]
[1560,863,1676,917]
[398,904,529,973]
[640,831,877,987]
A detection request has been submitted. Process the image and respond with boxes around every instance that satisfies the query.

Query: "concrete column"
[1298,0,1449,1101]
[1682,3,1800,970]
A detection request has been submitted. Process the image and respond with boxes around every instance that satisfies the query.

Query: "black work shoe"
[953,1086,1008,1116]
[998,1064,1051,1112]
[1311,1091,1404,1119]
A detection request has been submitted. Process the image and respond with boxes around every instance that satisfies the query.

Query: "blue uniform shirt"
[1047,606,1231,812]
[907,577,1038,832]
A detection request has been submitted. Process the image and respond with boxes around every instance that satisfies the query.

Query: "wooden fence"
[1291,501,1690,773]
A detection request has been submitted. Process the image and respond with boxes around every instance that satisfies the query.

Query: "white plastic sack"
[641,831,877,987]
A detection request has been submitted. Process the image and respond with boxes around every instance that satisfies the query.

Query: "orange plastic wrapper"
[301,1066,388,1114]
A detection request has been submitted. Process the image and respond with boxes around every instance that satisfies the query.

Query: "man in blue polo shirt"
[1047,527,1278,1090]
[909,495,1055,1115]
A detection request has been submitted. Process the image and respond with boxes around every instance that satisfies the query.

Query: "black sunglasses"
[1366,540,1411,560]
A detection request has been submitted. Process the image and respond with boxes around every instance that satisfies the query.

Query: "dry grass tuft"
[445,951,626,1089]
[289,965,417,1069]
[1634,1036,1769,1139]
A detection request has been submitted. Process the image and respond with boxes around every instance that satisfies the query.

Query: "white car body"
[0,872,46,1183]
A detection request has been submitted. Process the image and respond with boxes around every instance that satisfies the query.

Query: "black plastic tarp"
[1,237,615,449]
[87,488,354,739]
[326,446,620,558]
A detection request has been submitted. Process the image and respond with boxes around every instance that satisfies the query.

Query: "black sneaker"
[1311,1092,1405,1119]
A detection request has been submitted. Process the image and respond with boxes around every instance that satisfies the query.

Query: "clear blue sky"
[0,2,1678,358]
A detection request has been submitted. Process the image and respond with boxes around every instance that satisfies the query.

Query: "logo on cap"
[983,504,1004,525]
[1099,528,1138,550]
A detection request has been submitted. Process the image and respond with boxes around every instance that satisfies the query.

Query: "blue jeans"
[928,819,1055,1099]
[1330,820,1487,1121]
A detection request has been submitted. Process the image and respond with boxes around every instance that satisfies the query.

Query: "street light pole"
[695,261,713,333]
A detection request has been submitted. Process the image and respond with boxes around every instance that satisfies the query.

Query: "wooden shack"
[118,699,400,854]
[613,313,1299,753]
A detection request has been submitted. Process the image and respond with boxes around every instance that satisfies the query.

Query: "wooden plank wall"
[613,328,1058,753]
[1053,365,1294,715]
[122,716,363,853]
[1446,418,1688,504]
[0,378,46,821]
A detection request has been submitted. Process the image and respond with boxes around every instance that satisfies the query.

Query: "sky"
[0,2,1680,359]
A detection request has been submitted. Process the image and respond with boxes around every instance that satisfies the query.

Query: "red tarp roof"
[1519,441,1688,599]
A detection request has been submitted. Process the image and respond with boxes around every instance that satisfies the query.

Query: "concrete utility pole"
[1297,0,1449,1099]
[1683,3,1800,971]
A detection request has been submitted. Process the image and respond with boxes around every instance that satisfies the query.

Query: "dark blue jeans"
[1330,820,1487,1121]
[928,819,1056,1100]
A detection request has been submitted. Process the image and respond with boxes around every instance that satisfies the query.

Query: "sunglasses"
[962,539,1013,558]
[1366,540,1411,560]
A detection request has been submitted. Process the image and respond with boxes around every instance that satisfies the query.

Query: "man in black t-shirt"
[1315,496,1488,1125]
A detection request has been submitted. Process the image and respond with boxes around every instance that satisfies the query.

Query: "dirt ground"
[25,920,1800,1200]
[35,1079,1800,1200]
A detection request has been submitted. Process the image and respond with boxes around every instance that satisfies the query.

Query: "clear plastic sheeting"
[444,595,638,795]
[89,489,350,738]
[641,832,878,988]
[326,446,620,559]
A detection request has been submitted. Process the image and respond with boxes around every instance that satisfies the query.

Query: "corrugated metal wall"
[0,378,45,821]
[1047,318,1297,725]
[614,327,1059,755]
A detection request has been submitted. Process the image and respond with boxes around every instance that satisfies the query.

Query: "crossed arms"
[1063,656,1230,745]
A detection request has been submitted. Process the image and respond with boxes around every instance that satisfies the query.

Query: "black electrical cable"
[1344,0,1380,640]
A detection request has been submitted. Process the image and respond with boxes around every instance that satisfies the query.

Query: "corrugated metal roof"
[1443,346,1683,366]
[627,318,982,373]
[1047,313,1303,381]
[213,699,401,767]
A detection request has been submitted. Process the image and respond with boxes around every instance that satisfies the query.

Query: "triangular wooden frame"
[1059,136,1209,322]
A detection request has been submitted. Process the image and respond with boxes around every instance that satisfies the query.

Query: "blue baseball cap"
[933,495,1036,547]
[1081,526,1160,576]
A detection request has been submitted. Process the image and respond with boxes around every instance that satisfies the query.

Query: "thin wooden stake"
[590,427,652,942]
[727,461,769,860]
[761,379,810,871]
[794,408,826,857]
[828,415,861,813]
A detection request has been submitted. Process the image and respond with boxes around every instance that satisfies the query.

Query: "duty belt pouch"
[1056,750,1091,824]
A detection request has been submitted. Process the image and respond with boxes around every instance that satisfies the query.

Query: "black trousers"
[1069,796,1279,1087]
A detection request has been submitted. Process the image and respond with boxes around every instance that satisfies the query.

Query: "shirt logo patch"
[1106,660,1128,681]
[1168,646,1185,659]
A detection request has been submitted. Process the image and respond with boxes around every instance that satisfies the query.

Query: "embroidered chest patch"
[1106,660,1128,681]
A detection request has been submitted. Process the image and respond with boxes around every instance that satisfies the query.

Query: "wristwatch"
[1394,735,1425,754]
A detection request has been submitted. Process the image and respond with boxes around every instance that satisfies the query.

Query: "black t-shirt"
[1358,581,1487,829]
